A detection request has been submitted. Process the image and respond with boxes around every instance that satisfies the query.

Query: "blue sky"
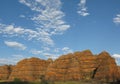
[0,0,120,65]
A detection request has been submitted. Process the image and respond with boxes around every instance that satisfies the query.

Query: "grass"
[0,80,119,84]
[54,81,81,84]
[0,81,88,84]
[0,81,80,84]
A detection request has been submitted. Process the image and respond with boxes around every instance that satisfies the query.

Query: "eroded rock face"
[0,65,13,80]
[118,66,120,73]
[94,51,119,82]
[118,66,120,78]
[46,53,81,81]
[0,50,119,82]
[74,50,97,80]
[9,57,51,81]
[45,50,119,82]
[45,50,97,81]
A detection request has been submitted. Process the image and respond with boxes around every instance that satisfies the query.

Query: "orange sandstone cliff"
[0,50,119,82]
[0,65,13,80]
[9,57,51,81]
[46,50,119,82]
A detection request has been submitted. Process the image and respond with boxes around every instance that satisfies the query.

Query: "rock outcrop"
[0,50,119,82]
[94,51,119,82]
[46,53,80,81]
[117,66,120,80]
[0,65,13,80]
[45,50,96,81]
[9,57,51,81]
[45,50,119,82]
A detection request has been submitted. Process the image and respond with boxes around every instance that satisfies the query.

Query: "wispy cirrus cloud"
[62,47,73,54]
[0,24,54,45]
[77,0,89,16]
[43,53,58,60]
[30,49,43,55]
[19,0,70,35]
[0,0,70,46]
[0,0,71,62]
[4,41,26,50]
[0,54,27,64]
[113,14,120,24]
[30,49,58,60]
[30,46,72,59]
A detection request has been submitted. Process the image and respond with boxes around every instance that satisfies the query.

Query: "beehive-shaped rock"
[0,50,119,82]
[9,57,51,81]
[45,50,119,82]
[94,51,119,82]
[74,50,97,80]
[46,50,97,81]
[45,53,80,81]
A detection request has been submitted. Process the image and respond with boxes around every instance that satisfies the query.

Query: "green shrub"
[13,78,22,84]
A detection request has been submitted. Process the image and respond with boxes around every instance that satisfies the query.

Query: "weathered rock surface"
[94,51,119,82]
[45,50,96,81]
[9,57,51,81]
[118,66,120,73]
[0,50,119,82]
[46,50,119,82]
[46,53,80,81]
[117,66,120,79]
[0,65,13,80]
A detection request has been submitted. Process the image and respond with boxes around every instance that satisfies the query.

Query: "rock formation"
[46,53,80,81]
[117,66,120,80]
[118,66,120,73]
[45,50,119,82]
[94,51,119,82]
[0,50,119,82]
[45,50,96,81]
[0,65,13,80]
[9,57,51,81]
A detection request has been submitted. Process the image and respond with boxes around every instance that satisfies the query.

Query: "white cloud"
[30,49,43,55]
[0,58,10,65]
[42,47,50,51]
[112,54,120,65]
[77,0,89,16]
[29,46,73,60]
[19,0,70,35]
[0,55,25,64]
[43,52,58,60]
[113,14,120,24]
[0,24,54,45]
[19,14,25,18]
[0,0,70,46]
[4,41,26,50]
[0,0,71,61]
[30,48,58,59]
[62,47,73,54]
[12,54,26,63]
[112,54,120,58]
